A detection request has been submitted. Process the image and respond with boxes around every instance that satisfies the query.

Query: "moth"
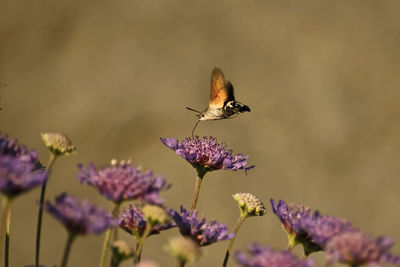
[187,68,250,136]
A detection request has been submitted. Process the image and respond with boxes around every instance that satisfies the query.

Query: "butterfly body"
[188,68,250,135]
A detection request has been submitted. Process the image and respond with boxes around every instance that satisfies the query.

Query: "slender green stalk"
[178,258,186,267]
[0,196,12,267]
[134,223,152,263]
[35,153,57,267]
[112,204,120,241]
[222,214,247,267]
[190,170,206,212]
[60,233,76,267]
[99,203,120,267]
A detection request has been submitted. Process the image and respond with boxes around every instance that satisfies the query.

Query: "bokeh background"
[1,0,400,266]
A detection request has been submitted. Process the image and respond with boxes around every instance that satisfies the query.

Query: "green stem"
[190,170,206,212]
[0,196,13,267]
[134,223,153,263]
[222,214,247,267]
[99,203,120,267]
[60,233,76,267]
[112,204,120,241]
[35,153,57,267]
[178,258,186,267]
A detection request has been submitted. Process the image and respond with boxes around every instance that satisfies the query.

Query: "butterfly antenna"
[191,120,200,138]
[186,107,201,114]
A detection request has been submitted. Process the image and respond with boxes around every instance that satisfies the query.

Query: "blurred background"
[1,0,400,266]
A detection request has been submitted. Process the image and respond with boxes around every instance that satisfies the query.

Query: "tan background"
[1,0,400,266]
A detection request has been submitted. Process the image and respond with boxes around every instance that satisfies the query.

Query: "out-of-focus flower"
[133,260,160,267]
[119,205,175,238]
[77,160,170,204]
[270,199,321,254]
[235,244,314,267]
[164,236,201,263]
[303,215,355,248]
[0,155,47,198]
[160,136,253,175]
[41,132,76,156]
[110,240,134,264]
[169,206,234,246]
[142,204,171,225]
[326,231,400,266]
[233,193,266,217]
[46,193,117,235]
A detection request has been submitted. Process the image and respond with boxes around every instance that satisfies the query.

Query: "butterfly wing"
[209,68,235,109]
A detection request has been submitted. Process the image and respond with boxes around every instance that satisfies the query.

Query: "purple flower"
[45,193,117,235]
[270,199,321,254]
[303,215,356,248]
[169,206,234,246]
[0,155,47,198]
[77,160,170,204]
[119,205,175,237]
[0,132,42,168]
[235,244,314,267]
[326,231,400,266]
[160,137,253,174]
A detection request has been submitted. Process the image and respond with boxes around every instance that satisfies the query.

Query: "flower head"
[169,206,234,246]
[161,136,253,175]
[270,199,321,254]
[110,240,134,264]
[164,236,201,263]
[303,215,355,248]
[142,204,171,225]
[46,193,117,235]
[0,132,41,168]
[233,193,266,217]
[119,205,175,238]
[0,155,47,198]
[77,159,170,204]
[41,132,76,156]
[326,231,400,266]
[235,244,314,267]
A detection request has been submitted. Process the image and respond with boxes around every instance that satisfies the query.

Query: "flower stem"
[222,214,247,267]
[35,152,57,267]
[190,170,206,212]
[60,233,76,267]
[112,204,120,241]
[0,196,13,267]
[178,258,186,267]
[99,203,120,267]
[134,223,152,263]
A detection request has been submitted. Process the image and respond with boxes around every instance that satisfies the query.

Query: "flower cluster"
[235,244,314,267]
[0,132,39,164]
[169,206,234,246]
[161,137,253,174]
[46,193,117,235]
[233,193,266,217]
[77,159,170,204]
[119,205,175,237]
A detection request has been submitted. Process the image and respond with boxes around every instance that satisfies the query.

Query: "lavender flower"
[326,231,400,266]
[169,206,234,246]
[303,215,355,248]
[160,136,253,174]
[0,155,47,198]
[45,193,117,235]
[270,199,321,254]
[119,205,175,237]
[77,159,170,204]
[235,244,314,267]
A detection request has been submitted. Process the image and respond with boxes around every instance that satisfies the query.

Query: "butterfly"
[187,68,250,136]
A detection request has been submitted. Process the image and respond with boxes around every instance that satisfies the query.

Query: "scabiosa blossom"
[233,193,266,217]
[270,199,321,254]
[325,231,400,266]
[119,205,175,237]
[41,132,76,156]
[169,206,234,246]
[235,244,314,267]
[0,155,47,198]
[46,193,117,235]
[160,136,253,174]
[77,159,170,204]
[303,215,356,248]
